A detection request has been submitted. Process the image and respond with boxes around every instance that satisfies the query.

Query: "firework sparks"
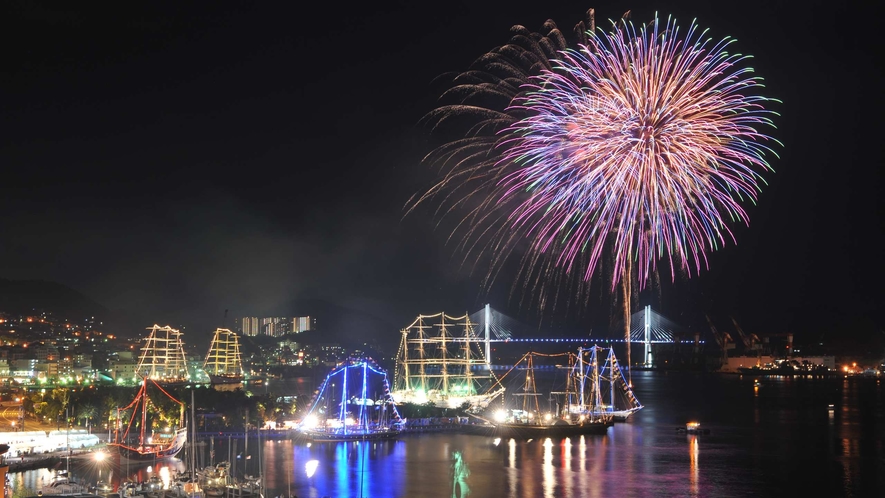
[415,12,779,300]
[499,15,780,289]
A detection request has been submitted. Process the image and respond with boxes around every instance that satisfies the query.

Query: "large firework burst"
[414,10,779,310]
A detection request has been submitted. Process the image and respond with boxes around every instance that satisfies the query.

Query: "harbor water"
[8,371,884,497]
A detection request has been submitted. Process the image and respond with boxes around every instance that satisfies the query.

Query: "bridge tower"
[644,305,653,367]
[485,303,491,370]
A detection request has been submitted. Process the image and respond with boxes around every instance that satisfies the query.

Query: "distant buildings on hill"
[238,316,315,337]
[0,309,342,386]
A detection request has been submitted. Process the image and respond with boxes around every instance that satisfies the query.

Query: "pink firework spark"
[496,14,780,289]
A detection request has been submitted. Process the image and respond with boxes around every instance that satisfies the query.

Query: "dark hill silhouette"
[0,278,108,321]
[265,298,402,351]
[0,278,142,335]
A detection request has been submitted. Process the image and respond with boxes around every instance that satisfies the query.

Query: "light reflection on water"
[8,372,884,497]
[689,435,699,497]
[542,438,554,498]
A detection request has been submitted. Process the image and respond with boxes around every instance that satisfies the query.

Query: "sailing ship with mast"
[571,345,643,422]
[391,312,504,410]
[203,328,245,384]
[299,357,403,442]
[108,377,188,461]
[484,351,612,438]
[137,324,191,385]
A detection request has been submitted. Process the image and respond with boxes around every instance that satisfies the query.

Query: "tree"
[76,403,97,433]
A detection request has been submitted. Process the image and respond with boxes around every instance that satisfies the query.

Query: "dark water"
[10,372,884,497]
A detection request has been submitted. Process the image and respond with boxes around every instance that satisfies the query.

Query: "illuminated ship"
[570,345,643,422]
[391,312,504,411]
[136,324,190,385]
[108,377,187,461]
[203,328,245,384]
[480,351,612,438]
[299,357,402,442]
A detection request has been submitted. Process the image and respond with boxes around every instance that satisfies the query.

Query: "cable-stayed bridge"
[458,304,699,367]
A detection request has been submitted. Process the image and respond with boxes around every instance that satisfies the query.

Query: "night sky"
[1,1,881,348]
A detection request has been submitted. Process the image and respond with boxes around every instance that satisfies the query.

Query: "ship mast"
[203,328,244,377]
[592,346,602,414]
[462,315,473,394]
[417,316,428,392]
[137,325,189,382]
[393,310,505,409]
[439,313,448,395]
[139,379,148,447]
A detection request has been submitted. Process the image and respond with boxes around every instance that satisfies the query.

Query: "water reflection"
[452,450,471,498]
[507,438,517,496]
[689,435,699,496]
[541,438,554,498]
[561,438,572,497]
[7,373,882,497]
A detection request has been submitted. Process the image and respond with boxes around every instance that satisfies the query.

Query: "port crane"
[731,317,762,356]
[705,315,733,363]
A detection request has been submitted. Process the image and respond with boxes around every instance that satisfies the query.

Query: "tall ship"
[137,324,190,385]
[108,378,188,461]
[391,312,504,410]
[571,345,643,422]
[203,328,245,384]
[482,351,612,438]
[299,357,402,442]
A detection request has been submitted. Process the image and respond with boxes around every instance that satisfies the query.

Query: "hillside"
[268,298,402,351]
[0,278,109,322]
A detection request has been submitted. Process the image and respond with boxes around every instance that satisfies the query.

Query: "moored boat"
[481,352,613,439]
[107,377,187,461]
[489,418,612,438]
[391,312,504,411]
[571,345,643,422]
[203,328,245,385]
[677,422,710,434]
[299,357,403,442]
[136,324,191,385]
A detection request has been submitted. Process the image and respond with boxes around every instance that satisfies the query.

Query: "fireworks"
[415,11,779,304]
[500,15,780,288]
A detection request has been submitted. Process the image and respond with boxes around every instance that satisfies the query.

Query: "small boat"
[677,422,710,435]
[107,377,188,461]
[299,357,403,442]
[39,471,88,495]
[90,481,114,496]
[198,462,232,497]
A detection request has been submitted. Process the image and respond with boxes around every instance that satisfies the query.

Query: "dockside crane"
[731,317,761,357]
[705,315,733,364]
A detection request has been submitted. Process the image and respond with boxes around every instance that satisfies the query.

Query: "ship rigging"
[392,312,504,410]
[136,324,190,384]
[203,328,245,384]
[108,378,187,461]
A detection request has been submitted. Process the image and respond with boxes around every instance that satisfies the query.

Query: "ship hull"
[488,420,612,439]
[390,388,505,410]
[575,408,641,422]
[109,428,187,462]
[304,428,400,442]
[209,374,243,384]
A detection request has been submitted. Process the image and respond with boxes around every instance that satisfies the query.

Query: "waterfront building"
[110,359,137,381]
